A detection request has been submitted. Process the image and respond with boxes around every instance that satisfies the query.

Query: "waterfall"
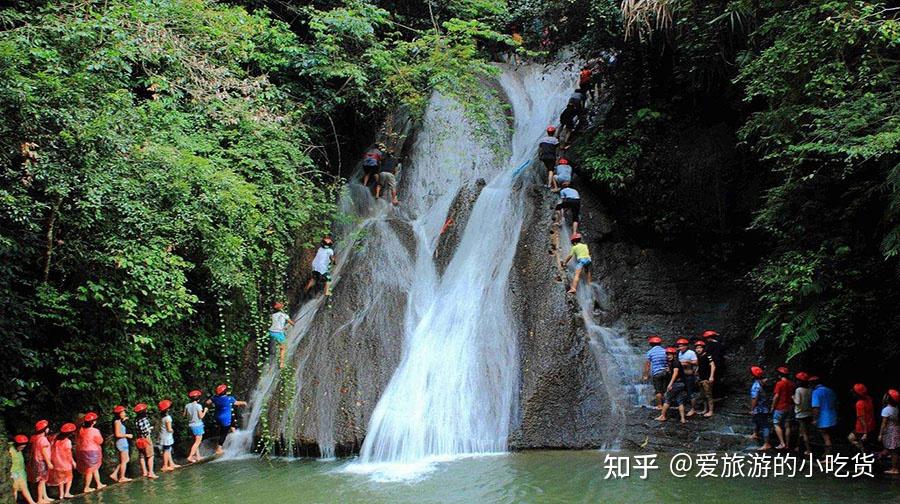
[352,63,573,477]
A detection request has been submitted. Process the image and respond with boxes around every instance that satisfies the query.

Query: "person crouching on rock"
[269,301,294,369]
[560,232,591,294]
[304,236,336,298]
[750,366,773,451]
[208,384,247,456]
[655,347,687,424]
[132,403,157,479]
[642,335,668,410]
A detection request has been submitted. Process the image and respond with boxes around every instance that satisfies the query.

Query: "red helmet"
[694,340,706,347]
[188,390,202,399]
[889,389,900,403]
[113,405,125,414]
[776,366,790,376]
[750,366,765,378]
[794,372,809,382]
[808,375,821,383]
[13,434,29,445]
[215,384,228,395]
[83,412,98,423]
[853,383,868,396]
[60,423,76,434]
[570,232,582,243]
[34,420,49,432]
[702,330,718,338]
[665,347,677,354]
[558,158,569,165]
[647,335,662,345]
[133,403,148,413]
[676,338,689,345]
[273,301,284,310]
[158,399,172,412]
[546,126,557,135]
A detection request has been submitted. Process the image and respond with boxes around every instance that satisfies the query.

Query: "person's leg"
[37,481,49,503]
[677,404,686,424]
[568,266,582,294]
[686,377,697,416]
[785,419,792,450]
[800,421,810,454]
[391,188,399,206]
[774,413,786,448]
[83,470,94,492]
[121,451,132,481]
[848,432,862,451]
[890,450,899,474]
[279,343,286,369]
[16,479,38,504]
[705,381,715,416]
[93,469,105,489]
[146,449,157,478]
[655,403,669,422]
[304,276,315,292]
[190,435,201,462]
[375,181,382,199]
[139,454,147,477]
[822,429,833,455]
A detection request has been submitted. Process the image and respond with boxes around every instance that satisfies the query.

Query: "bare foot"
[885,469,899,475]
[655,416,666,422]
[686,410,696,417]
[108,473,118,482]
[172,464,181,469]
[96,483,106,490]
[83,488,96,494]
[146,474,158,479]
[703,412,714,418]
[775,444,787,450]
[120,477,133,483]
[757,444,772,451]
[680,419,687,424]
[567,289,576,294]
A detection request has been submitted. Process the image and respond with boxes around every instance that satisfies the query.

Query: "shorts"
[269,330,286,344]
[665,381,687,407]
[379,172,397,194]
[217,422,234,446]
[651,374,668,395]
[76,449,102,471]
[313,270,331,283]
[190,424,205,437]
[542,157,556,171]
[135,437,151,451]
[162,444,174,453]
[555,199,581,223]
[576,257,592,269]
[753,412,771,439]
[556,174,571,185]
[773,409,793,424]
[698,379,713,401]
[27,458,49,483]
[363,163,380,176]
[683,374,697,400]
[115,438,129,452]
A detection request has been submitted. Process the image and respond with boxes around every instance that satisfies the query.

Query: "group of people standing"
[8,385,246,503]
[644,331,725,423]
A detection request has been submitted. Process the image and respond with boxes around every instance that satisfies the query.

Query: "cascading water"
[352,63,574,477]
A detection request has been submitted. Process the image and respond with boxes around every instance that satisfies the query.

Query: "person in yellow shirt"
[561,232,592,294]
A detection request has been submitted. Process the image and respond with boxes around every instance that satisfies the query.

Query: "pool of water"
[74,451,897,503]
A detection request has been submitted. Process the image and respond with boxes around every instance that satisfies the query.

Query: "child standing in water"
[158,399,180,472]
[109,405,133,482]
[184,390,207,463]
[28,420,54,504]
[133,403,158,479]
[9,434,37,504]
[76,412,105,493]
[561,232,592,294]
[208,384,248,455]
[49,423,76,498]
[269,302,294,369]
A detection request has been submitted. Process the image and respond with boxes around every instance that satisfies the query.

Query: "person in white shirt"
[304,236,337,297]
[268,301,294,368]
[553,181,581,233]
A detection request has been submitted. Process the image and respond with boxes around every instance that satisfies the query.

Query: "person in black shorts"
[538,126,560,186]
[656,347,688,424]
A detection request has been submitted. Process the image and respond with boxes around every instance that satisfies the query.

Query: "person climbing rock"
[749,366,773,451]
[538,126,560,187]
[568,90,587,128]
[208,384,247,456]
[28,420,54,503]
[554,181,580,234]
[879,389,900,474]
[304,236,336,298]
[810,376,837,455]
[75,412,105,493]
[642,335,668,410]
[675,338,699,417]
[578,65,593,101]
[792,372,813,455]
[848,382,876,452]
[694,340,716,417]
[361,143,385,189]
[560,232,591,294]
[184,390,207,463]
[9,434,36,504]
[552,158,572,190]
[269,301,294,369]
[771,366,795,450]
[375,150,400,205]
[656,347,687,424]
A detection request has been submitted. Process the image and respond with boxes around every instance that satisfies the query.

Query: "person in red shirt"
[75,412,106,493]
[771,366,795,450]
[28,420,54,504]
[848,383,876,452]
[48,423,76,498]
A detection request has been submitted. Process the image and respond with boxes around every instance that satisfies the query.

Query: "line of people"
[8,385,246,503]
[360,143,401,206]
[644,331,725,422]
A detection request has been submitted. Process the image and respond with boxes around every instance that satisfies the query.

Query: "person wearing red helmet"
[361,143,385,189]
[642,336,668,409]
[184,390,208,463]
[49,423,77,498]
[675,338,699,417]
[109,405,133,483]
[132,403,158,479]
[694,340,717,418]
[810,376,837,455]
[552,158,572,190]
[749,366,773,451]
[879,389,900,474]
[28,420,54,503]
[158,399,180,472]
[792,372,813,455]
[848,383,876,453]
[269,301,295,369]
[207,384,248,455]
[655,346,688,424]
[76,412,105,492]
[553,181,581,234]
[538,126,560,187]
[771,366,795,450]
[305,236,337,298]
[9,433,36,504]
[560,232,591,294]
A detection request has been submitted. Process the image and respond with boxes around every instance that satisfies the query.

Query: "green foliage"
[575,107,663,190]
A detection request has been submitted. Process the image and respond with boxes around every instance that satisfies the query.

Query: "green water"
[74,451,897,503]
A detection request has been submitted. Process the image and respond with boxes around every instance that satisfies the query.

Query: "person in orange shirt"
[27,420,54,504]
[48,423,76,498]
[848,382,876,452]
[75,412,106,493]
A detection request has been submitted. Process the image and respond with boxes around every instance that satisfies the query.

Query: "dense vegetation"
[0,0,509,430]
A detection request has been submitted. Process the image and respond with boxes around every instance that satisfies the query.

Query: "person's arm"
[561,253,573,267]
[750,384,759,414]
[114,420,123,439]
[879,415,888,442]
[772,391,780,411]
[287,318,295,326]
[199,407,208,419]
[643,359,650,381]
[235,401,248,408]
[43,443,53,470]
[165,417,173,434]
[667,367,679,391]
[708,360,716,383]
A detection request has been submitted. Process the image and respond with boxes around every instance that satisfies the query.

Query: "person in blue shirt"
[642,335,668,410]
[810,376,838,456]
[750,366,773,451]
[207,384,247,455]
